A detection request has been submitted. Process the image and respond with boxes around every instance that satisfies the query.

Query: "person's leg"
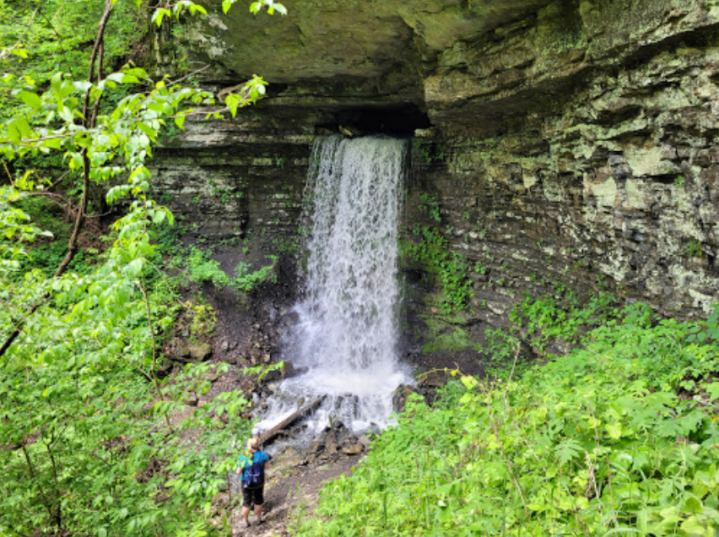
[254,487,265,523]
[241,487,252,526]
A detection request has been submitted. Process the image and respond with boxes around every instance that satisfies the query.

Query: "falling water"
[256,135,411,438]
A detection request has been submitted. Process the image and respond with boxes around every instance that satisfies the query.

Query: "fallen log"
[260,396,326,446]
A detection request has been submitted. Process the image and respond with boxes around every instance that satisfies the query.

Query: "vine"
[401,193,475,314]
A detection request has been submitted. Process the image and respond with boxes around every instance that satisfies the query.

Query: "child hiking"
[236,437,270,527]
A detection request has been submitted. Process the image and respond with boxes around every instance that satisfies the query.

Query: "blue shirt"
[237,450,269,482]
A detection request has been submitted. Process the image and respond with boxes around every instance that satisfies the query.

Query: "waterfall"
[257,135,411,437]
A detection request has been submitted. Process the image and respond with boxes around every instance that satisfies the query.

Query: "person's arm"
[236,455,246,475]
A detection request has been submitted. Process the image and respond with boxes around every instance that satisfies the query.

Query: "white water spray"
[257,135,411,437]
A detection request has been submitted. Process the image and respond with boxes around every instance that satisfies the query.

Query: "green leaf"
[7,121,20,144]
[226,93,242,118]
[125,258,145,278]
[60,105,74,123]
[18,90,41,110]
[555,438,582,465]
[606,422,622,440]
[136,121,156,141]
[11,47,28,59]
[601,529,644,536]
[460,375,477,390]
[107,72,140,85]
[151,8,171,26]
[680,516,709,536]
[39,138,64,153]
[705,382,719,401]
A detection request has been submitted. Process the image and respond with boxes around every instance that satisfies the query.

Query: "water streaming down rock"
[257,135,412,439]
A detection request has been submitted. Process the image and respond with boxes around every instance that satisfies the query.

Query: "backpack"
[243,455,265,489]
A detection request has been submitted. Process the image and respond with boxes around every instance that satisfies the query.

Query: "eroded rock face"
[153,0,719,347]
[178,0,554,89]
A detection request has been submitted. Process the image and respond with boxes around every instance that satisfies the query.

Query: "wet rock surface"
[152,2,719,373]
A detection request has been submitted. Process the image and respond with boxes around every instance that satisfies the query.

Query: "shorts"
[242,485,264,507]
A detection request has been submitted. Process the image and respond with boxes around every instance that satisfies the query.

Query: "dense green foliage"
[401,193,476,313]
[296,303,719,537]
[0,0,144,121]
[0,184,255,535]
[0,1,286,535]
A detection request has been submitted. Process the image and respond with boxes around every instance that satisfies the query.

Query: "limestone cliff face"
[154,0,719,338]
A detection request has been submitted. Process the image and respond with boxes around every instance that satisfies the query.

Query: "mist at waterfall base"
[255,135,412,445]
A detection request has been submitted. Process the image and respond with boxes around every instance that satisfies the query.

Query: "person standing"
[236,437,270,527]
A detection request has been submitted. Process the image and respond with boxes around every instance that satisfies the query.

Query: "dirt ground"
[230,456,360,536]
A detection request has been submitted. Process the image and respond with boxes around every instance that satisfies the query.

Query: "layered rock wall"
[153,0,719,347]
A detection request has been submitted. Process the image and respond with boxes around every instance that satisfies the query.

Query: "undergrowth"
[401,193,475,314]
[184,245,278,293]
[295,303,719,537]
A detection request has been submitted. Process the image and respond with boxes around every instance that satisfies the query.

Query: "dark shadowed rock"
[392,384,420,413]
[154,357,174,378]
[418,370,448,388]
[262,360,295,383]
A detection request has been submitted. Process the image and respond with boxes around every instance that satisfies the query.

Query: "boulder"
[274,311,300,339]
[419,370,448,388]
[167,338,212,363]
[166,337,190,362]
[319,428,339,454]
[342,443,364,455]
[188,341,212,362]
[271,446,305,474]
[392,384,420,413]
[262,360,295,383]
[358,435,372,449]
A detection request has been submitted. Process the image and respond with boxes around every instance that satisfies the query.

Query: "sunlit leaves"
[151,8,172,27]
[250,0,288,16]
[222,0,238,14]
[225,75,267,117]
[152,0,214,26]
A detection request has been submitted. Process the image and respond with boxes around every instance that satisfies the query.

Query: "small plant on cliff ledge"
[683,239,704,258]
[507,289,619,357]
[402,193,474,314]
[417,192,442,222]
[185,246,277,294]
[413,140,445,164]
[233,255,278,292]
